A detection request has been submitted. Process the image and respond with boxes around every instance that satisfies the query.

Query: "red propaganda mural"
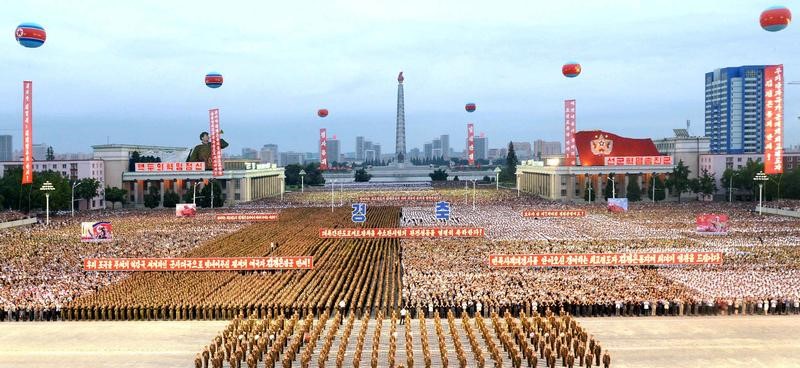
[574,130,660,166]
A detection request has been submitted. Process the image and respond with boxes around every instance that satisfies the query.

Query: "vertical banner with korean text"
[208,109,223,177]
[764,65,783,174]
[22,81,33,184]
[467,123,475,166]
[319,128,328,170]
[564,100,577,166]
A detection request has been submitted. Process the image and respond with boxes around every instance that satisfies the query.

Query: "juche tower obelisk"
[395,71,406,163]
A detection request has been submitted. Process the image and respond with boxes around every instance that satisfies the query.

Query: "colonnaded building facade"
[92,144,284,207]
[516,130,676,201]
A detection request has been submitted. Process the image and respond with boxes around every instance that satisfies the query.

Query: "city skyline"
[2,1,798,155]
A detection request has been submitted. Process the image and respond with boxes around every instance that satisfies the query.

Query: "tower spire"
[395,71,406,163]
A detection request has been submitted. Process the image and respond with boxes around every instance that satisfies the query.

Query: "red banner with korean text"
[319,227,485,238]
[215,213,279,222]
[209,109,223,177]
[522,210,586,218]
[603,156,673,166]
[135,162,205,172]
[764,65,784,174]
[320,128,328,170]
[488,252,723,267]
[564,100,577,166]
[467,123,475,165]
[22,81,33,184]
[83,257,313,271]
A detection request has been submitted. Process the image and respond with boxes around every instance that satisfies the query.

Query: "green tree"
[626,174,642,201]
[452,175,460,181]
[75,178,101,210]
[198,181,223,208]
[429,169,449,181]
[720,168,736,201]
[354,168,372,182]
[697,169,717,196]
[0,168,71,212]
[46,146,55,161]
[143,184,161,209]
[666,159,691,202]
[104,186,128,210]
[162,190,180,208]
[499,142,519,183]
[583,182,596,202]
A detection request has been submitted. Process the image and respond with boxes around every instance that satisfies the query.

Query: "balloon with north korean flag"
[15,23,46,48]
[465,103,476,113]
[760,6,792,32]
[205,72,223,88]
[562,62,581,78]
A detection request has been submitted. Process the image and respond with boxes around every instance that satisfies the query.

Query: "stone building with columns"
[516,130,675,202]
[92,144,284,207]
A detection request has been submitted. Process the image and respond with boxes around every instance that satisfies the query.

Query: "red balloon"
[317,109,329,118]
[562,63,581,78]
[465,103,476,113]
[760,6,792,32]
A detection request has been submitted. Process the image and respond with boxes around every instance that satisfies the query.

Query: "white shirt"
[476,302,482,311]
[400,309,406,316]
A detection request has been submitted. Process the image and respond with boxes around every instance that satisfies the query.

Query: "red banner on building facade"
[22,81,33,184]
[603,156,673,166]
[135,162,205,172]
[488,252,723,268]
[764,65,784,174]
[467,123,475,165]
[522,210,586,218]
[573,130,661,166]
[83,256,313,271]
[320,128,328,170]
[215,213,279,222]
[319,227,485,238]
[564,100,577,166]
[208,109,223,177]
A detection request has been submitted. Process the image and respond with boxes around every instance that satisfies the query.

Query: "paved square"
[578,316,800,368]
[0,321,226,368]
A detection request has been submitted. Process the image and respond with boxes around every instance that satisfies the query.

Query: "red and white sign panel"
[357,196,440,202]
[22,81,33,184]
[80,221,113,242]
[604,156,673,166]
[176,203,197,217]
[209,109,223,177]
[319,227,485,238]
[764,64,783,174]
[695,214,729,234]
[522,210,586,218]
[319,128,328,170]
[488,252,723,268]
[467,123,475,165]
[215,213,279,222]
[564,100,577,166]
[135,162,205,172]
[83,256,314,271]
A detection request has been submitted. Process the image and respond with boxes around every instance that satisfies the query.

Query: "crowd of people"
[0,210,243,321]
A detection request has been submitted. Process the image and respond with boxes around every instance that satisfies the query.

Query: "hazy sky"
[2,0,798,156]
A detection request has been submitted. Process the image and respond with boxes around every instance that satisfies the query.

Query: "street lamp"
[331,179,336,212]
[515,172,521,197]
[470,179,477,211]
[71,181,81,217]
[754,171,768,215]
[586,175,593,203]
[193,182,202,205]
[652,173,656,203]
[210,179,216,209]
[608,174,616,199]
[299,169,307,193]
[727,172,734,203]
[493,167,502,190]
[40,181,55,225]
